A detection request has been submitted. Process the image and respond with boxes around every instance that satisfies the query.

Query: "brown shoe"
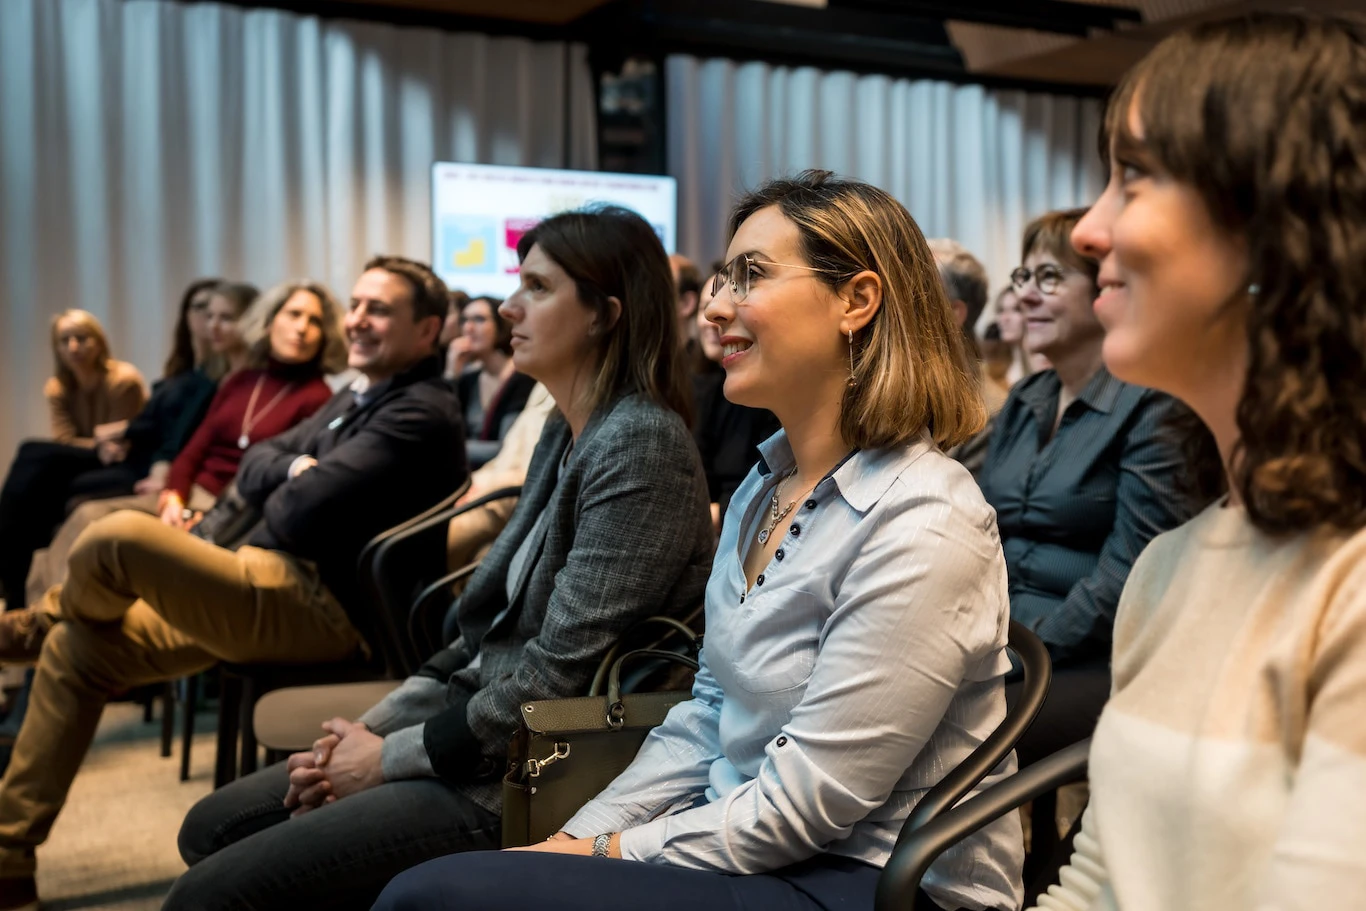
[0,874,37,910]
[0,609,54,665]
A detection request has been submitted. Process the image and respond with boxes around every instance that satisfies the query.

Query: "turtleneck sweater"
[166,363,331,500]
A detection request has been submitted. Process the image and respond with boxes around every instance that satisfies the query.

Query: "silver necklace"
[756,468,800,545]
[238,374,295,449]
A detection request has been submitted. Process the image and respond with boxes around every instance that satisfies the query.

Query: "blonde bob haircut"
[236,281,349,375]
[727,170,985,450]
[50,309,112,389]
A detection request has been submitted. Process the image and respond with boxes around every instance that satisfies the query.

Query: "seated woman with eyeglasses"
[976,210,1211,769]
[451,295,537,469]
[371,171,1023,911]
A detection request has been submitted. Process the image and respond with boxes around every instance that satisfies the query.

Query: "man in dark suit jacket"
[0,256,466,911]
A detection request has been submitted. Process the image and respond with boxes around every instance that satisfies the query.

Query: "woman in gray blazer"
[375,175,1024,911]
[167,208,715,911]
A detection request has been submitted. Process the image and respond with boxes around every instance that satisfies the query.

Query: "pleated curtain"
[666,55,1107,308]
[0,0,596,459]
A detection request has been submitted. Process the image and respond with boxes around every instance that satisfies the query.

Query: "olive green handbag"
[501,619,699,848]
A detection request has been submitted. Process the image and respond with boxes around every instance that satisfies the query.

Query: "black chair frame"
[875,620,1053,911]
[875,738,1091,910]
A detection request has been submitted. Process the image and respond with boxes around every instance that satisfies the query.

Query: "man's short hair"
[362,255,449,325]
[670,254,702,297]
[926,238,989,329]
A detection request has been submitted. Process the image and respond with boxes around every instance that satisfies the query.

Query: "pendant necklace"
[238,374,295,449]
[757,467,804,545]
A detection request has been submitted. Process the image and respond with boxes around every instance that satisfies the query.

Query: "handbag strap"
[589,615,700,697]
[605,648,700,728]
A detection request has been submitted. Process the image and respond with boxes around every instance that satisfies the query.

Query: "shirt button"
[775,549,785,561]
[789,524,801,537]
[776,736,788,747]
[756,574,765,586]
[804,500,816,510]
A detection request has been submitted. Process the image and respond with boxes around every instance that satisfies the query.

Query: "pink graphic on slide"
[503,218,541,273]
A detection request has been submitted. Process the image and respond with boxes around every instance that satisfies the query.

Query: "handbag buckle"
[526,741,571,778]
[607,701,627,729]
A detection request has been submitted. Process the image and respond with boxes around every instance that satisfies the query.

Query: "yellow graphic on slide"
[439,217,498,273]
[452,237,486,268]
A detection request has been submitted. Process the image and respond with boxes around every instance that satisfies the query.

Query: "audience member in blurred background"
[452,296,535,469]
[929,237,1004,475]
[155,280,346,529]
[0,311,147,606]
[993,286,1035,384]
[21,280,259,608]
[977,208,1209,769]
[979,322,1014,407]
[669,254,703,369]
[441,289,472,379]
[690,269,779,530]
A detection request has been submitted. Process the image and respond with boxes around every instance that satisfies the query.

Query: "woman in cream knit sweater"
[1045,13,1366,910]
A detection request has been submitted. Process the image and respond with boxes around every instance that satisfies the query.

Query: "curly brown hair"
[1103,13,1366,534]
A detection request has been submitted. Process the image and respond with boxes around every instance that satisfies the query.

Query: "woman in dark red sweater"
[158,281,348,529]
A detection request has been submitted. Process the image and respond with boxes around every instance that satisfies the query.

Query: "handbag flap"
[519,690,689,736]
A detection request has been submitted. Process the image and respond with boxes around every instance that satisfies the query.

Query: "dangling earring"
[846,330,858,388]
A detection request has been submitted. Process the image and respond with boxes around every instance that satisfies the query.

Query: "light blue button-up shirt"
[565,431,1024,911]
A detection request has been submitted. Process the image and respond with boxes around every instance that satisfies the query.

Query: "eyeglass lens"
[1011,265,1064,294]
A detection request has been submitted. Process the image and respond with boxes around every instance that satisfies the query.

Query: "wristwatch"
[591,833,613,857]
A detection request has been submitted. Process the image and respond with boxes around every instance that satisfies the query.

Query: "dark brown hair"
[728,170,984,450]
[517,205,692,424]
[363,255,450,347]
[462,295,511,356]
[1103,13,1366,534]
[1022,208,1098,288]
[163,277,225,378]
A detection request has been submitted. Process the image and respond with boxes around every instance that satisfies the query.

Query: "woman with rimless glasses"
[976,209,1212,774]
[372,171,1023,911]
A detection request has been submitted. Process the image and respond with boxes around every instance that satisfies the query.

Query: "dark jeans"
[0,441,102,603]
[167,761,501,911]
[373,851,907,911]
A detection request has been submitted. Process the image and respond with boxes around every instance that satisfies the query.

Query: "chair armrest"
[874,738,1091,911]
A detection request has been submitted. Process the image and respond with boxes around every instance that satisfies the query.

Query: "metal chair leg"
[238,677,258,777]
[214,671,241,789]
[179,675,197,782]
[160,681,175,758]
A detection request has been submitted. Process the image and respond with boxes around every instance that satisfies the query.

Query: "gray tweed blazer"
[414,392,715,791]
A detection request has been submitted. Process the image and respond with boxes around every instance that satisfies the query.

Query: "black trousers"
[167,762,501,911]
[0,441,108,604]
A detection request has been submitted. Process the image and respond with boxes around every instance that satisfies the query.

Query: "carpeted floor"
[33,701,218,910]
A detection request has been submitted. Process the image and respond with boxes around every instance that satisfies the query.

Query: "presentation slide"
[431,162,678,298]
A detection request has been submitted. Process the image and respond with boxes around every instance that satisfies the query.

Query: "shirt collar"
[755,428,933,514]
[1017,365,1123,417]
[350,375,393,408]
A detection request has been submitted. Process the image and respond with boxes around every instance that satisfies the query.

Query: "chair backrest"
[874,738,1091,911]
[354,480,471,676]
[897,620,1052,839]
[406,485,524,658]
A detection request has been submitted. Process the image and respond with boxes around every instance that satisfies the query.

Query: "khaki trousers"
[0,510,363,876]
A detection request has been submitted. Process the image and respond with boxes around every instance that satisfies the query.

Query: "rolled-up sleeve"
[618,495,1005,873]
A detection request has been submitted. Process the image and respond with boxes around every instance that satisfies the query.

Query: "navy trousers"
[372,851,947,911]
